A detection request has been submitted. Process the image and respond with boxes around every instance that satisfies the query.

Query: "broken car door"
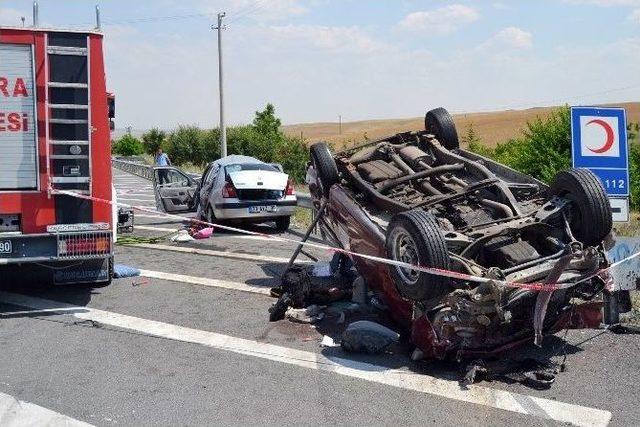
[152,167,198,213]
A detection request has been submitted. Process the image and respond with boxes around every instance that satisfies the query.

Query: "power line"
[226,0,269,26]
[68,1,263,27]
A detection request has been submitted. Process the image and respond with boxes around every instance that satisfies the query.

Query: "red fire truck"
[0,25,115,285]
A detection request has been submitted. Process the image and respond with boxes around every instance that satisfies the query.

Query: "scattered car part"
[341,320,400,354]
[117,208,135,233]
[285,305,325,324]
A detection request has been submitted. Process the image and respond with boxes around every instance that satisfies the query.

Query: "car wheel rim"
[392,229,420,284]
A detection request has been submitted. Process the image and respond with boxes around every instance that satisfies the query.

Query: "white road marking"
[138,270,271,295]
[134,225,181,233]
[118,197,156,203]
[116,192,153,197]
[127,242,306,264]
[133,214,169,220]
[0,390,93,426]
[133,225,291,243]
[0,291,612,427]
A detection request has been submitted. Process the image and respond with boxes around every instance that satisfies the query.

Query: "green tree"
[166,125,202,166]
[112,134,144,156]
[141,128,166,155]
[253,103,282,137]
[162,104,311,183]
[628,122,639,144]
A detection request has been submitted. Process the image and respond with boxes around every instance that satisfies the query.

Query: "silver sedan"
[152,155,297,231]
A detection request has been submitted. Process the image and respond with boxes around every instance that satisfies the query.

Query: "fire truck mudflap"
[1,27,114,285]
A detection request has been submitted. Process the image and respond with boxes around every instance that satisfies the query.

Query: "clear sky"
[1,0,639,130]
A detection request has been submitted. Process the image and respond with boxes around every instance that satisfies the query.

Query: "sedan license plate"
[0,240,12,254]
[248,205,277,214]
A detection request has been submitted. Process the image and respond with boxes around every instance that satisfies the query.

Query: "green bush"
[630,142,640,209]
[166,125,203,167]
[141,128,166,155]
[469,107,640,210]
[112,134,144,156]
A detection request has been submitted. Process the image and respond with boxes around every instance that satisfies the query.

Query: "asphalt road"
[0,168,638,426]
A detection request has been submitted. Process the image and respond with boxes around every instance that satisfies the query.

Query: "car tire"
[385,209,452,301]
[550,168,612,246]
[425,107,459,150]
[310,142,339,197]
[275,216,291,232]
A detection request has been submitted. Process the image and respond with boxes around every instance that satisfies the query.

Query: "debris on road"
[285,305,325,324]
[113,264,141,279]
[171,230,195,243]
[193,227,214,240]
[462,358,560,390]
[320,335,340,348]
[341,320,400,354]
[269,264,354,321]
[312,262,332,277]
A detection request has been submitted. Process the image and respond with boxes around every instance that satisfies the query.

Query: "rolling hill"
[282,102,640,149]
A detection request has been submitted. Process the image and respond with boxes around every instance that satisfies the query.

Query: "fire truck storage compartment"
[0,43,38,190]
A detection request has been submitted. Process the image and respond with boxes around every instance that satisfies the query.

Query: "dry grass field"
[283,102,640,149]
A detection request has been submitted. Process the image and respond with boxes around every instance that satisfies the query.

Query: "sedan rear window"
[225,163,278,174]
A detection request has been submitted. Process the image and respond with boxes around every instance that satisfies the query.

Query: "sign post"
[571,106,629,222]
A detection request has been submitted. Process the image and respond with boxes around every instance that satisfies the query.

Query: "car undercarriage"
[306,107,614,358]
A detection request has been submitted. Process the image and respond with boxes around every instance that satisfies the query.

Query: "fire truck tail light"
[57,232,112,258]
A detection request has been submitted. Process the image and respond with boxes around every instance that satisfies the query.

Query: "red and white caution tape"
[50,188,640,293]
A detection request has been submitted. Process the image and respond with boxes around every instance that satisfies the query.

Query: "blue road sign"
[571,106,629,197]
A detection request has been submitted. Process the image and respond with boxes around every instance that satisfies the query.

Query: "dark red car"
[307,107,613,360]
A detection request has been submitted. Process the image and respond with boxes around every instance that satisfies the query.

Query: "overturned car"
[306,107,614,360]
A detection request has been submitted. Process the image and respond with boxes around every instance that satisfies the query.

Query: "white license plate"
[248,205,277,214]
[0,240,12,254]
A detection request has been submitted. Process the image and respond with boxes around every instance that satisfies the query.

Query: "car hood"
[227,170,288,190]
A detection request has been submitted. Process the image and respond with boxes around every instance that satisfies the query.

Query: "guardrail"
[112,157,314,210]
[112,157,154,180]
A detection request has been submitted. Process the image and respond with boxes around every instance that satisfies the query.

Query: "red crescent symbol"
[586,119,615,154]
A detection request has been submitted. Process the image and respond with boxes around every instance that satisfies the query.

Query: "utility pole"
[32,1,39,27]
[95,5,101,30]
[214,13,227,158]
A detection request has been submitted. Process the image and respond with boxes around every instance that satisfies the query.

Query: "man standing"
[155,148,171,185]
